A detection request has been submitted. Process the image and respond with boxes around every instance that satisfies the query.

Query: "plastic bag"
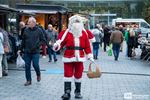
[107,44,112,56]
[132,48,136,57]
[16,54,25,68]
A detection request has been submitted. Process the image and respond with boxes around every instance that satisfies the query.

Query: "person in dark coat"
[127,28,136,58]
[18,17,47,86]
[46,24,58,62]
[103,26,111,52]
[110,27,124,61]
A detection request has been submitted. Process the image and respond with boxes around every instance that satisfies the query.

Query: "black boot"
[61,82,71,100]
[94,55,96,59]
[74,82,82,99]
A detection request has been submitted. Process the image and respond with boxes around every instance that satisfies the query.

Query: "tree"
[24,0,32,3]
[142,0,150,23]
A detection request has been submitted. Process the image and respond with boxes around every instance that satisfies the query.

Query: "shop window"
[48,14,58,31]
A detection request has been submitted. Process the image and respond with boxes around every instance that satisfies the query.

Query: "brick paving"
[0,45,150,100]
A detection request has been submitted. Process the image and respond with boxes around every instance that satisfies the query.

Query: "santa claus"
[53,15,94,100]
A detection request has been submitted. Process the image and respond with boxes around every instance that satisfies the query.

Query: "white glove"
[87,53,94,62]
[53,43,60,51]
[89,57,94,63]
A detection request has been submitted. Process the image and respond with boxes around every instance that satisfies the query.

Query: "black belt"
[66,46,83,50]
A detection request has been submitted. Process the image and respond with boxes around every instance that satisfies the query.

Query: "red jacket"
[56,30,93,62]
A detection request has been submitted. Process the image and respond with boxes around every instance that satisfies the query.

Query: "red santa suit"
[53,15,94,99]
[54,29,93,81]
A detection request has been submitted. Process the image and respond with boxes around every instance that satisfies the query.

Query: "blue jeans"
[24,53,40,81]
[112,43,120,60]
[47,47,57,61]
[93,42,100,59]
[93,49,99,58]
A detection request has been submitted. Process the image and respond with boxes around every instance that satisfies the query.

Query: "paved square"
[0,47,150,100]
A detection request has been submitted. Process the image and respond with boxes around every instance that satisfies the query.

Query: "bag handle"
[88,63,92,72]
[89,59,98,66]
[88,62,101,73]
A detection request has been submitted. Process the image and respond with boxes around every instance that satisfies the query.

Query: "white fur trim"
[62,57,86,62]
[74,38,80,61]
[53,29,69,51]
[56,39,62,45]
[61,29,69,42]
[74,78,82,82]
[90,37,96,42]
[86,53,93,59]
[83,28,87,35]
[64,77,73,82]
[68,15,83,29]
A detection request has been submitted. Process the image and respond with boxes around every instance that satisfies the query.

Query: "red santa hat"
[68,15,85,38]
[68,15,83,29]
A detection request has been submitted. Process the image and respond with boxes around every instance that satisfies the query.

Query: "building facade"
[33,0,145,26]
[0,0,147,26]
[0,0,146,18]
[34,0,145,18]
[16,4,71,32]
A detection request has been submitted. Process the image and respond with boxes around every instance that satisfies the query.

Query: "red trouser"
[42,44,47,56]
[64,62,84,79]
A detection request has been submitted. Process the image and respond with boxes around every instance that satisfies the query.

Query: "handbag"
[87,62,101,78]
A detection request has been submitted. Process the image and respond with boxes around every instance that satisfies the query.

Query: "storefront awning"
[0,5,18,13]
[90,13,117,17]
[18,9,58,14]
[18,11,35,16]
[16,4,71,14]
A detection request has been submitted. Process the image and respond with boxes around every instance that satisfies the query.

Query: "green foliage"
[69,6,128,18]
[25,0,32,3]
[142,0,150,23]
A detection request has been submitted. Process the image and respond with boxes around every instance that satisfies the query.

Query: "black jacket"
[20,26,46,54]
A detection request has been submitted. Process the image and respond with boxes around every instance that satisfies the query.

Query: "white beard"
[70,23,83,38]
